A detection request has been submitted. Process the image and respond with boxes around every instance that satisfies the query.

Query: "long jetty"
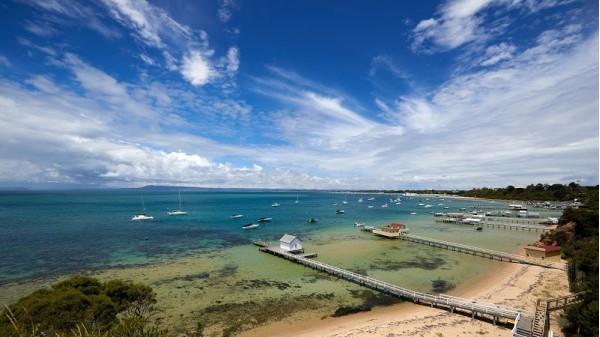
[256,242,536,336]
[256,243,533,324]
[435,218,553,233]
[398,234,566,270]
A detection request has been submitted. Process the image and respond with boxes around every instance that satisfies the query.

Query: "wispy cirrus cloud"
[412,0,494,52]
[101,0,240,88]
[377,26,598,187]
[410,0,576,53]
[20,0,121,39]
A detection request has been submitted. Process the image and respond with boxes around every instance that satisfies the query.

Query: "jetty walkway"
[399,234,566,270]
[256,244,533,323]
[256,242,537,336]
[435,218,553,233]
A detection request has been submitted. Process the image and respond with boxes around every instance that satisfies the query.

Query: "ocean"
[0,189,560,333]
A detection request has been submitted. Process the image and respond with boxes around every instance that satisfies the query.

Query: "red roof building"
[524,245,561,260]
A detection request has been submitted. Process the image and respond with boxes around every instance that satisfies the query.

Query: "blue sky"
[0,0,598,190]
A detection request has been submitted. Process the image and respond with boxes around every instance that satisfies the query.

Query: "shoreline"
[237,259,569,337]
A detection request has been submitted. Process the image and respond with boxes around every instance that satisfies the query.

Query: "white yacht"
[167,190,187,216]
[132,214,154,221]
[132,196,153,221]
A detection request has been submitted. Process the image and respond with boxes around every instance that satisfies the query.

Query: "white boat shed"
[279,234,303,253]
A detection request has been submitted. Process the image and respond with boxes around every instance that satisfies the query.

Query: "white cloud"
[101,0,238,87]
[0,55,11,67]
[480,42,517,66]
[375,30,598,188]
[412,0,493,51]
[369,55,409,79]
[181,51,213,86]
[20,0,121,39]
[102,0,167,48]
[226,47,240,73]
[218,0,237,23]
[410,0,574,52]
[139,53,156,66]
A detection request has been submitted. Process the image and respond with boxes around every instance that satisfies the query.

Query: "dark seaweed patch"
[195,292,337,330]
[431,278,456,293]
[368,256,446,271]
[333,289,401,317]
[331,305,371,316]
[346,267,368,276]
[235,279,301,290]
[217,264,238,277]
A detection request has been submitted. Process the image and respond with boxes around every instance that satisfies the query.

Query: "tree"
[0,276,158,337]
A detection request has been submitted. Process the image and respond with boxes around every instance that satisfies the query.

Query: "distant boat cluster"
[131,192,462,232]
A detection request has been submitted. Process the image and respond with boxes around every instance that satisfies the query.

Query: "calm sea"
[0,190,554,289]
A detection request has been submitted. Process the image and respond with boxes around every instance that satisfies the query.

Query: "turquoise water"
[0,190,552,286]
[2,189,566,333]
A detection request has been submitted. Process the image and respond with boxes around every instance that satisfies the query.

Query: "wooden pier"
[257,244,536,335]
[434,218,554,233]
[398,234,566,270]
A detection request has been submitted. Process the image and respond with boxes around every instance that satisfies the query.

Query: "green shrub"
[0,276,158,337]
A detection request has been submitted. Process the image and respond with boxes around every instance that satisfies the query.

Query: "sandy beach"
[0,244,570,337]
[237,258,570,337]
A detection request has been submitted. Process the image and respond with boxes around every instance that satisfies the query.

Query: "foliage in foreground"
[538,187,598,337]
[0,276,160,337]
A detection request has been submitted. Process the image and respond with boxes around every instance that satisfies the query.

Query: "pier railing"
[398,234,566,270]
[259,245,534,323]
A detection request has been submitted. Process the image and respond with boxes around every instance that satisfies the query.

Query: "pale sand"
[0,248,570,337]
[237,260,570,337]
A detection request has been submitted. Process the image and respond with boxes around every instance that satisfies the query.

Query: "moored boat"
[257,217,272,222]
[242,223,260,229]
[132,213,154,221]
[230,214,243,219]
[132,196,153,221]
[167,190,187,216]
[307,218,318,223]
[335,209,344,214]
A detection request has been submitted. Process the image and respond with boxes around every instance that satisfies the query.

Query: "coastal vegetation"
[466,182,598,337]
[459,182,594,202]
[0,276,166,337]
[539,191,598,337]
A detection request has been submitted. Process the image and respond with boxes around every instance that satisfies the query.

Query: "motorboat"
[354,222,365,227]
[257,217,272,222]
[230,214,243,219]
[242,223,259,229]
[271,203,280,207]
[335,210,344,214]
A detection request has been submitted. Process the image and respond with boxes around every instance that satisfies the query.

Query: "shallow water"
[0,190,561,333]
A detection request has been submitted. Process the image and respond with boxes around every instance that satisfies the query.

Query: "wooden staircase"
[531,299,549,337]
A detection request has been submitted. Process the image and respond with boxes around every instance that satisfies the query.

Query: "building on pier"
[373,223,409,238]
[279,234,303,253]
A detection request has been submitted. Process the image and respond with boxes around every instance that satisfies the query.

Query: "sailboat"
[167,190,187,216]
[342,195,348,205]
[132,196,153,221]
[295,195,299,204]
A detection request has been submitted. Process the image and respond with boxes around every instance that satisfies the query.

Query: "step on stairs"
[513,315,534,337]
[531,300,549,337]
